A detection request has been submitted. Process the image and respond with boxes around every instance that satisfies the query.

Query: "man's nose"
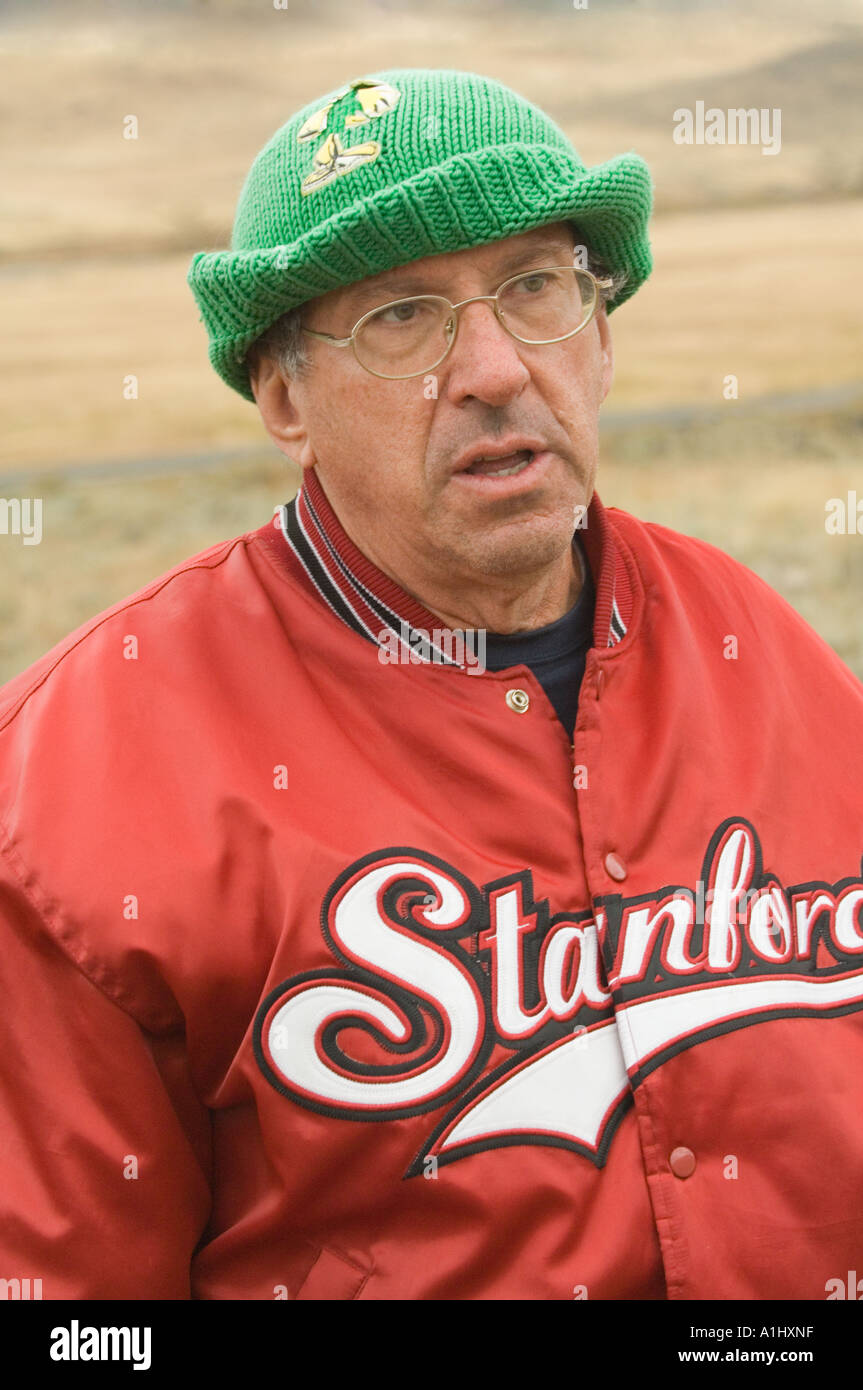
[442,300,531,406]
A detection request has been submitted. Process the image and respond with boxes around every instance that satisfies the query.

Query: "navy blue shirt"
[483,540,595,739]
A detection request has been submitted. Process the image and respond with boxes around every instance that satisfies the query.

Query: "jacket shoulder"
[606,504,863,689]
[0,531,254,730]
[608,505,771,592]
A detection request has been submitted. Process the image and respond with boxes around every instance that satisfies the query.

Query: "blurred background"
[1,0,862,680]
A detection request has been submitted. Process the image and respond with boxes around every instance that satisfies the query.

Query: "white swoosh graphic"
[435,972,863,1158]
[437,1020,629,1156]
[615,971,863,1074]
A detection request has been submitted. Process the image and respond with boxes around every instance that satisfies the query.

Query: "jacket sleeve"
[0,854,213,1299]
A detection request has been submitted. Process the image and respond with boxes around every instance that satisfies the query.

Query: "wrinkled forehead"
[308,220,579,317]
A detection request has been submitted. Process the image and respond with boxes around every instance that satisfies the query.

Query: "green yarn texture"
[187,67,653,401]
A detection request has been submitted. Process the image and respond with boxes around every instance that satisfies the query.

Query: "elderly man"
[1,68,862,1304]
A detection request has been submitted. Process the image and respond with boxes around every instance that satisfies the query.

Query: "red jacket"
[1,472,862,1300]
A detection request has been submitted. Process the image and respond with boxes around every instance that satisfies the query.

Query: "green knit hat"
[188,67,653,401]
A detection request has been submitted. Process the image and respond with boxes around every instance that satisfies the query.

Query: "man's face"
[253,221,614,595]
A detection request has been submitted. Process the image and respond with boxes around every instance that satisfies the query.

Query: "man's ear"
[249,353,317,471]
[596,308,614,403]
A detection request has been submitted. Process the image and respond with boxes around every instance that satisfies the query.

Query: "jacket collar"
[274,468,633,663]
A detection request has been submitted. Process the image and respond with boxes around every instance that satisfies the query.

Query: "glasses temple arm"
[302,326,354,347]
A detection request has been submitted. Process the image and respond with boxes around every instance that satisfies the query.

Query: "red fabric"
[1,488,862,1300]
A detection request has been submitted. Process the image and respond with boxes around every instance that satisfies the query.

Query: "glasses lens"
[354,296,453,378]
[498,268,596,342]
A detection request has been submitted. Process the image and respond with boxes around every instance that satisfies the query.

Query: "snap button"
[669,1146,696,1179]
[505,688,530,714]
[604,852,627,882]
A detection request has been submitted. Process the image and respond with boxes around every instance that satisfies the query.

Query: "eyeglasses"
[301,266,613,380]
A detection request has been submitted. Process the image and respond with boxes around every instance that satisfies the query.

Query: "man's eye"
[517,274,550,293]
[375,300,424,325]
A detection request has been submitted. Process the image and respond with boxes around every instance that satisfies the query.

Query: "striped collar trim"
[275,469,632,662]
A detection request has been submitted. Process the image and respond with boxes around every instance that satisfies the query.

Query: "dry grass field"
[1,0,861,682]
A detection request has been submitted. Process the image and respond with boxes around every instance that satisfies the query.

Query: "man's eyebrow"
[492,241,577,277]
[344,240,575,311]
[347,274,434,309]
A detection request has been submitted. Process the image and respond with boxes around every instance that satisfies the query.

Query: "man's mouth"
[462,449,535,478]
[449,438,553,494]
